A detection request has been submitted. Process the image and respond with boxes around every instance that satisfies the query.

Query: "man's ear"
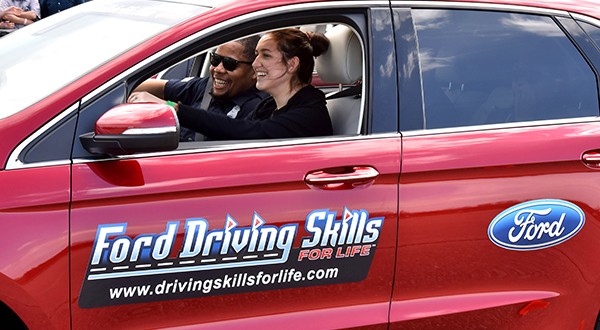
[288,56,300,73]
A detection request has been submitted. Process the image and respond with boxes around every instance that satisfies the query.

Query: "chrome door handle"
[304,166,379,190]
[582,151,600,168]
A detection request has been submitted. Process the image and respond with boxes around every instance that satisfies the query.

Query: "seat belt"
[194,77,212,141]
[326,83,362,100]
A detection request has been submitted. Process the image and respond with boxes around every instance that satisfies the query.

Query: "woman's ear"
[287,56,300,73]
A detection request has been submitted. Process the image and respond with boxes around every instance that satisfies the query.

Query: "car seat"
[315,24,363,135]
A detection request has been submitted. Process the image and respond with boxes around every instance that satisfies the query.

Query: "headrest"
[315,25,362,84]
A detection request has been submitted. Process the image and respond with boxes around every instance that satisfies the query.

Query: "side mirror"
[80,103,179,156]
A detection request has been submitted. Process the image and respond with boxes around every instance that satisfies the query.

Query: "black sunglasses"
[209,52,252,71]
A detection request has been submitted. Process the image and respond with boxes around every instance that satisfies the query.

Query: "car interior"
[314,24,363,136]
[155,22,364,143]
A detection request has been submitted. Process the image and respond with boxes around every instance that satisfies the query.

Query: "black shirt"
[177,85,333,140]
[41,0,85,17]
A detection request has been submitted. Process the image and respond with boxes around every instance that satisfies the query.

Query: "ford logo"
[488,199,585,251]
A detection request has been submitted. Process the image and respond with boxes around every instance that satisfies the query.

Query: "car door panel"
[0,166,70,330]
[392,124,600,329]
[391,5,600,328]
[70,139,400,328]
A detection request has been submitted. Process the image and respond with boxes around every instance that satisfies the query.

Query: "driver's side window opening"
[136,22,364,145]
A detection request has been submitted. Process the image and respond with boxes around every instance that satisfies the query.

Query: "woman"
[130,28,333,140]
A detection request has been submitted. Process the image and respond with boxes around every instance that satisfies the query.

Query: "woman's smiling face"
[252,34,290,94]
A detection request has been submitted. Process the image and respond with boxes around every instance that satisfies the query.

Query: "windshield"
[0,0,209,119]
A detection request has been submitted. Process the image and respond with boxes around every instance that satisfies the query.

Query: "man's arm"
[26,0,40,20]
[2,5,39,25]
[132,79,168,99]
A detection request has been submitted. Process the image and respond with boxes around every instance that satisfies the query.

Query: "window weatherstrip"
[5,102,79,170]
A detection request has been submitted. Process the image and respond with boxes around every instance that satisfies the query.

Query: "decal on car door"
[488,199,585,251]
[79,207,383,308]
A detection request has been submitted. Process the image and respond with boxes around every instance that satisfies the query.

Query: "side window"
[579,20,600,50]
[412,9,599,129]
[135,22,364,146]
[69,17,370,161]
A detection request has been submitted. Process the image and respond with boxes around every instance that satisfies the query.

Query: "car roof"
[199,0,600,22]
[225,0,600,21]
[389,0,600,20]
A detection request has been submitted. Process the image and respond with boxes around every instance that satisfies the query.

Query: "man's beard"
[209,88,229,100]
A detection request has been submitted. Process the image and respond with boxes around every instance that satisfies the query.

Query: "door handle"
[304,166,379,190]
[582,151,600,168]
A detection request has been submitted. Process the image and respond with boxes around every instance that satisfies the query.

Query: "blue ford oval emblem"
[488,199,585,251]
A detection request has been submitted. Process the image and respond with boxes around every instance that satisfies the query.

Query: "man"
[130,36,267,141]
[0,9,15,30]
[0,0,40,28]
[40,0,85,18]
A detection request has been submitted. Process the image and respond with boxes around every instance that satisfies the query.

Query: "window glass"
[412,9,598,129]
[0,0,208,120]
[579,21,600,50]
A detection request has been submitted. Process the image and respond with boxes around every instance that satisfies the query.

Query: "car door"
[391,4,600,329]
[0,2,207,328]
[0,146,72,330]
[69,4,400,329]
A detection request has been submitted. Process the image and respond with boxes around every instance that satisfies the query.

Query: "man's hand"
[4,6,23,15]
[0,21,15,29]
[128,91,165,104]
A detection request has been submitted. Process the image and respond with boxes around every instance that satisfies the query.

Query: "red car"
[1,0,600,328]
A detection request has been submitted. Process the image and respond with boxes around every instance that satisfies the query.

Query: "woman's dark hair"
[267,28,330,84]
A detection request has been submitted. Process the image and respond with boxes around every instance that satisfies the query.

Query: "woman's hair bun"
[307,32,330,57]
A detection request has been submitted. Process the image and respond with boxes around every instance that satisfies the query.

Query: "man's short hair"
[236,35,261,62]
